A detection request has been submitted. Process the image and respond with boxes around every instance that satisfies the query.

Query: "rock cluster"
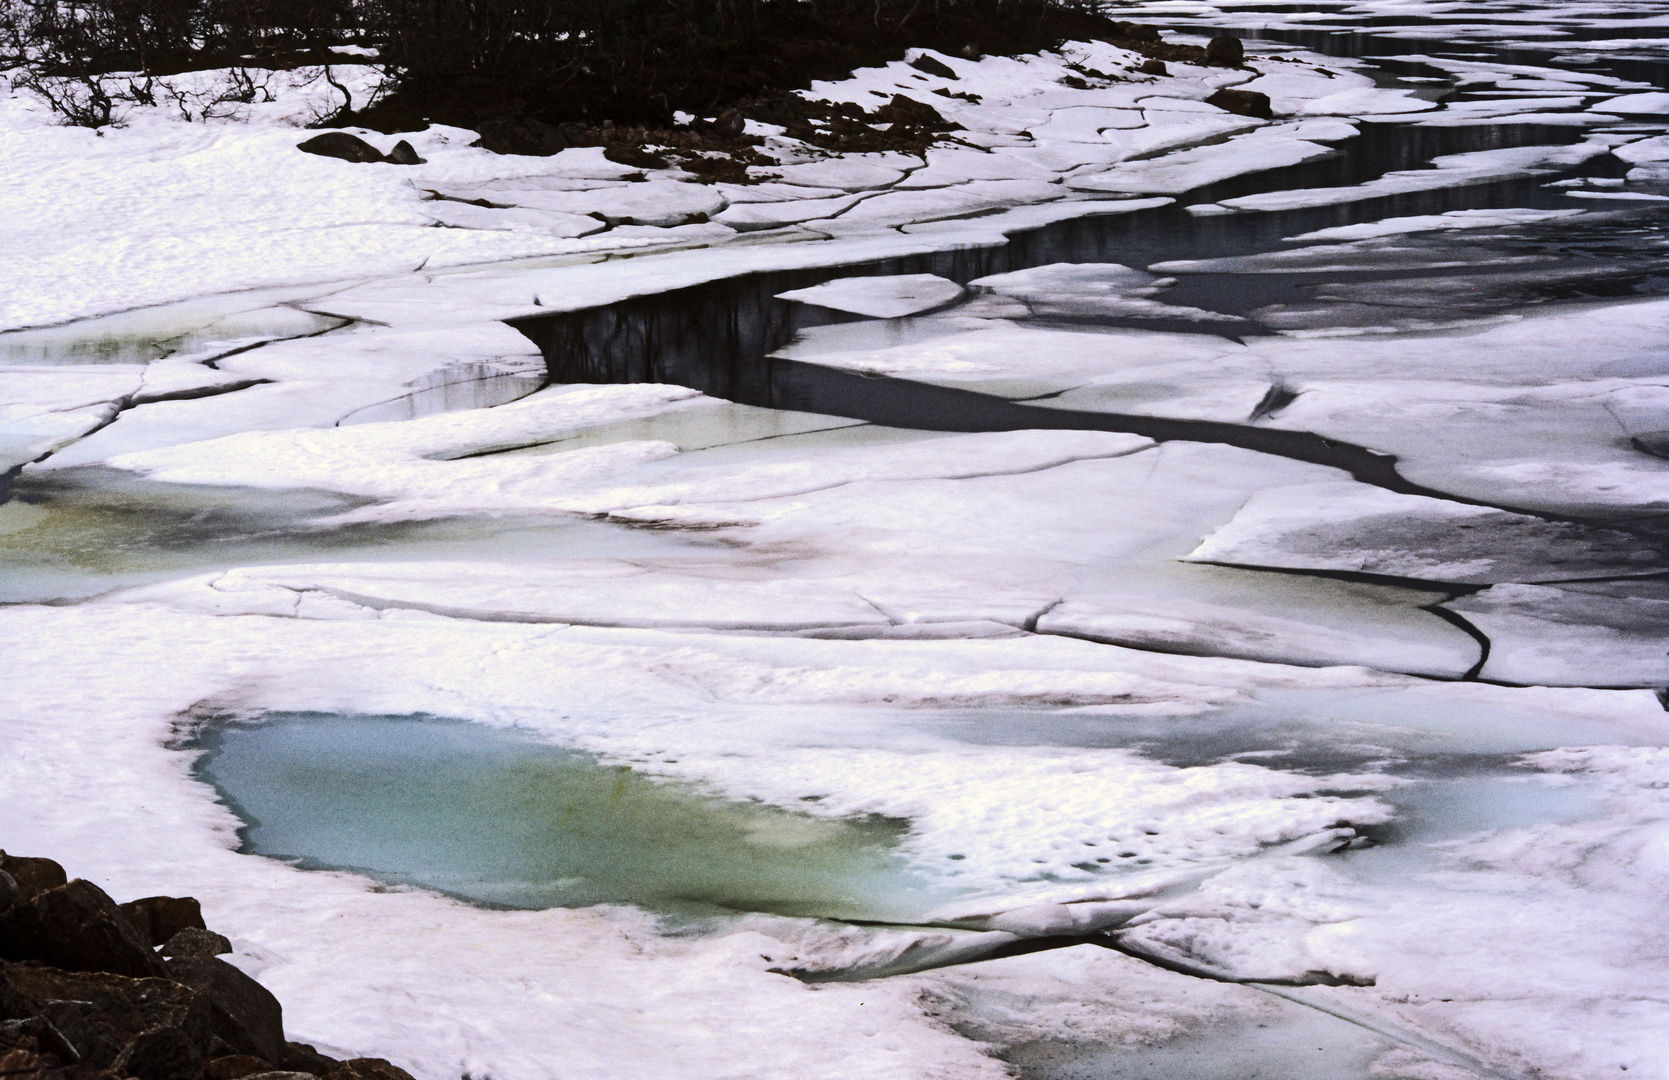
[1105,22,1248,69]
[0,853,414,1080]
[467,92,964,183]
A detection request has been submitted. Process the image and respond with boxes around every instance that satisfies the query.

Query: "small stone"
[0,880,168,979]
[715,108,746,137]
[959,43,980,60]
[385,140,425,165]
[208,1057,278,1080]
[160,927,234,958]
[1205,87,1274,119]
[1138,59,1167,76]
[1205,35,1245,65]
[909,54,957,79]
[1127,23,1161,42]
[296,132,387,163]
[114,1025,203,1080]
[119,895,205,948]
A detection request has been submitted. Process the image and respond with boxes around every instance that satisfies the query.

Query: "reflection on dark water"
[512,164,1669,516]
[1198,20,1669,89]
[515,114,1666,411]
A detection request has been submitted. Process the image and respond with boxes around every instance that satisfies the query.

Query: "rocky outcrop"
[0,853,417,1080]
[0,880,168,979]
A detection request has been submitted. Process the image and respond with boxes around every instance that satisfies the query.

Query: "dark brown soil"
[348,5,1237,174]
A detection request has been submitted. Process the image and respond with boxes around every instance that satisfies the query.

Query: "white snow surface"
[8,18,1669,1080]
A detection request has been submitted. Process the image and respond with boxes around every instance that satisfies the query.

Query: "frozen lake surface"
[5,3,1669,1079]
[194,712,939,921]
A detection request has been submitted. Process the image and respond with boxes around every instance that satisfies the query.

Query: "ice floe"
[1182,481,1666,584]
[777,274,966,318]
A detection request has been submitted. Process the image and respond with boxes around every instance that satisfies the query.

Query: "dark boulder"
[1205,35,1245,65]
[161,928,233,959]
[3,963,216,1058]
[385,140,425,165]
[0,966,32,1021]
[909,53,958,79]
[1205,87,1274,119]
[209,1053,277,1079]
[1126,23,1162,42]
[0,880,168,979]
[603,144,669,170]
[715,109,746,138]
[39,1000,123,1070]
[164,956,285,1064]
[279,1040,343,1076]
[472,117,567,156]
[1138,59,1167,76]
[297,133,388,164]
[119,895,205,949]
[325,1057,417,1080]
[0,1016,79,1066]
[873,94,957,130]
[0,1046,52,1080]
[114,1025,203,1080]
[0,855,66,904]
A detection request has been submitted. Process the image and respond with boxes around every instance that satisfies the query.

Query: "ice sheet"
[1183,482,1667,584]
[777,274,966,318]
[7,13,1669,1080]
